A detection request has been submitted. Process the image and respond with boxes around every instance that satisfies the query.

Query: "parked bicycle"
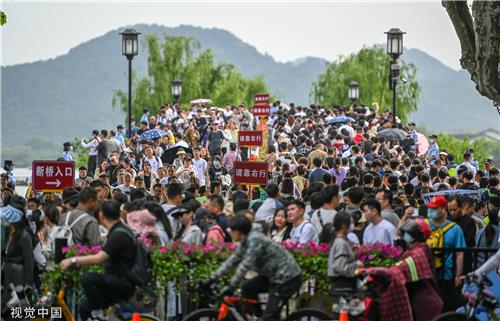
[432,274,499,321]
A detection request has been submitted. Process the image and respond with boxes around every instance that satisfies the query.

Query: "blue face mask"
[403,232,414,245]
[428,208,439,220]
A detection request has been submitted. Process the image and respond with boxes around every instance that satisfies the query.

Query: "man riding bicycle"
[206,215,302,321]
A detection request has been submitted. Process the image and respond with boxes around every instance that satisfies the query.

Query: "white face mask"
[26,209,33,217]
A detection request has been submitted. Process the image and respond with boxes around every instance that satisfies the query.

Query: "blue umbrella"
[139,129,167,141]
[327,116,356,125]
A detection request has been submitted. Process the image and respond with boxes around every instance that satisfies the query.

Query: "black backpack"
[115,227,153,286]
[316,210,335,245]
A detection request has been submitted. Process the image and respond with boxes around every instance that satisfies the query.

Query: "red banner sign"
[32,160,75,192]
[254,93,270,106]
[251,105,271,116]
[233,161,268,185]
[238,130,263,147]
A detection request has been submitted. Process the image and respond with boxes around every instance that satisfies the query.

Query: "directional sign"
[32,160,75,192]
[233,161,268,185]
[251,105,271,116]
[254,93,270,106]
[238,130,264,147]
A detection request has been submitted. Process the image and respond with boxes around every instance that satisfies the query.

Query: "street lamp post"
[171,79,182,104]
[120,29,140,139]
[348,80,360,106]
[385,27,405,119]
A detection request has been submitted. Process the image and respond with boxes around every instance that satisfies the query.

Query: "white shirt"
[290,220,319,244]
[310,208,337,235]
[175,140,189,148]
[192,158,208,186]
[363,219,396,245]
[143,156,163,174]
[255,198,281,223]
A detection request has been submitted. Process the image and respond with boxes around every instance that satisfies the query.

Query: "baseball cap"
[425,195,447,208]
[485,159,493,164]
[117,125,124,130]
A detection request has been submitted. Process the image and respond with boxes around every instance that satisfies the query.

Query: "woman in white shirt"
[270,208,292,243]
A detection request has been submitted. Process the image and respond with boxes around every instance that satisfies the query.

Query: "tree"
[0,11,7,26]
[112,34,268,120]
[442,1,500,114]
[311,45,420,123]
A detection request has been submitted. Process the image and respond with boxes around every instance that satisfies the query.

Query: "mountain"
[2,24,498,165]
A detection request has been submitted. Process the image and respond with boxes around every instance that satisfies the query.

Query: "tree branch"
[444,0,500,108]
[442,0,477,72]
[472,1,500,105]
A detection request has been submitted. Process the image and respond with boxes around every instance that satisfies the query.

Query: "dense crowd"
[1,101,499,321]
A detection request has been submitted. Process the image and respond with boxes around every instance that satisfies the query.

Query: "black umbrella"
[377,128,408,142]
[161,146,193,165]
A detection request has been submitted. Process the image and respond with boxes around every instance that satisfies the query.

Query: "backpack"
[316,210,335,245]
[425,219,455,269]
[114,227,153,286]
[114,227,157,311]
[54,212,90,247]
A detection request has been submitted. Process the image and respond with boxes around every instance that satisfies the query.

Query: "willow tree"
[442,1,500,114]
[113,34,268,121]
[311,45,420,123]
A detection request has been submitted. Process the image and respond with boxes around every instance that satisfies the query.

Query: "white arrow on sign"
[46,179,61,188]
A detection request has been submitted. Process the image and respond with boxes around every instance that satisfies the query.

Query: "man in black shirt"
[60,200,135,321]
[447,196,476,274]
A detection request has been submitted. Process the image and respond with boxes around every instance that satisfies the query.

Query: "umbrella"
[327,116,356,125]
[139,129,167,141]
[377,128,408,141]
[161,146,193,165]
[422,189,489,204]
[190,98,212,105]
[416,132,429,156]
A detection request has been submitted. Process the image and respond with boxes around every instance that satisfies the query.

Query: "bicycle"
[329,273,386,321]
[432,274,499,321]
[31,282,161,321]
[181,282,331,321]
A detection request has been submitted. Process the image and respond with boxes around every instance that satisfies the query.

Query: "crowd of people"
[1,101,500,321]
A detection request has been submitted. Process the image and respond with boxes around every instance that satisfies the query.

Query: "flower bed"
[41,245,104,293]
[41,240,402,298]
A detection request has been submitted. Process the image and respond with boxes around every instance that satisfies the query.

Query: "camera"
[390,62,401,79]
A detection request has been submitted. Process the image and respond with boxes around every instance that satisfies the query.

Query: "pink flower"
[62,246,70,253]
[159,247,167,254]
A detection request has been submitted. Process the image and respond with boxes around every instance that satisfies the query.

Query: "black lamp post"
[348,80,360,106]
[171,79,182,104]
[385,27,405,119]
[120,28,140,139]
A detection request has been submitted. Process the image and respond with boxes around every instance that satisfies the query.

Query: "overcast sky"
[1,1,463,69]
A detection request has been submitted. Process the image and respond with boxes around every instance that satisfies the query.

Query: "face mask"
[403,232,414,245]
[348,223,355,233]
[214,161,220,167]
[26,210,33,218]
[428,208,439,220]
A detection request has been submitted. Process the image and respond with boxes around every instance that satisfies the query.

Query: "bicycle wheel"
[286,308,332,321]
[181,308,219,321]
[432,312,478,321]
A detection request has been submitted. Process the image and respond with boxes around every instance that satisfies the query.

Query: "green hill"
[2,24,498,166]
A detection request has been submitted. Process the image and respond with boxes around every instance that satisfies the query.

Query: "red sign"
[32,160,75,192]
[254,93,270,106]
[251,105,271,116]
[233,161,268,185]
[238,130,264,147]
